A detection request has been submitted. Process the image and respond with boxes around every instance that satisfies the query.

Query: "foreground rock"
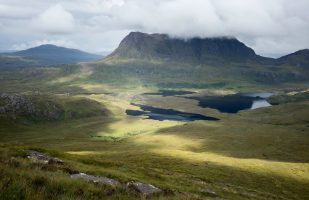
[126,181,162,196]
[199,188,217,196]
[71,173,120,187]
[25,150,64,164]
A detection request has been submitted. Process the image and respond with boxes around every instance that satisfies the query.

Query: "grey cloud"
[0,0,308,57]
[31,4,75,34]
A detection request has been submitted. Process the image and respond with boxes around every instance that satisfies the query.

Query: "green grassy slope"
[1,54,309,94]
[0,92,308,199]
[269,90,309,105]
[90,58,309,90]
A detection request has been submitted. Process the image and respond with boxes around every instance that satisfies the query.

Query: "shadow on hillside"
[150,119,309,164]
[60,140,309,200]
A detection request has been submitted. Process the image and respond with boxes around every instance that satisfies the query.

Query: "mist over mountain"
[107,32,261,63]
[90,32,309,88]
[106,32,309,67]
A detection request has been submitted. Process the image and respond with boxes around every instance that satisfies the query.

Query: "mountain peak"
[107,31,258,63]
[277,49,309,67]
[126,32,169,40]
[19,44,77,53]
[292,49,309,55]
[13,44,102,65]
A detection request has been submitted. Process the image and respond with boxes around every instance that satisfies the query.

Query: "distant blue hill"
[3,44,102,66]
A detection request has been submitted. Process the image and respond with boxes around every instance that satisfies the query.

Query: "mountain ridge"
[277,49,309,67]
[106,32,309,67]
[88,31,309,88]
[106,32,274,64]
[1,44,102,66]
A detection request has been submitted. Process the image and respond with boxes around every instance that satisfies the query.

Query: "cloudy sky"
[0,0,308,57]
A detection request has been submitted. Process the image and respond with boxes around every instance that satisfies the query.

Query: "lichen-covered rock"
[25,150,63,164]
[70,173,120,187]
[126,181,162,195]
[199,188,217,196]
[0,93,64,120]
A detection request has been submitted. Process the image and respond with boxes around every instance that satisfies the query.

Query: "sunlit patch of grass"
[84,94,184,139]
[100,118,182,138]
[49,74,83,84]
[134,134,203,150]
[150,149,309,182]
[1,90,309,199]
[66,151,103,156]
[49,67,91,85]
[132,132,309,184]
[77,83,110,92]
[287,88,309,95]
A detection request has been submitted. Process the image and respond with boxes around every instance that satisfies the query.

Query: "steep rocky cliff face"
[107,32,268,64]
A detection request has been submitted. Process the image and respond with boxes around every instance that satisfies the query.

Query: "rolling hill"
[1,44,102,67]
[276,49,309,67]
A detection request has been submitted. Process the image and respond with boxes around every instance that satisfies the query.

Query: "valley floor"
[1,89,309,200]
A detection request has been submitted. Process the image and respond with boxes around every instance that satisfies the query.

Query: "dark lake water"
[187,92,273,113]
[126,104,219,121]
[137,91,273,120]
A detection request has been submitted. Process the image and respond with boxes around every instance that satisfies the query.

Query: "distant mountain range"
[0,44,102,67]
[91,32,309,88]
[106,32,309,67]
[1,32,308,89]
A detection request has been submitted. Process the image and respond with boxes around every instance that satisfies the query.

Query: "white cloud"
[0,0,308,56]
[31,4,75,34]
[0,3,37,18]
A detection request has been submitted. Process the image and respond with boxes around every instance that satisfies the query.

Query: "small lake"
[187,92,273,113]
[126,104,219,121]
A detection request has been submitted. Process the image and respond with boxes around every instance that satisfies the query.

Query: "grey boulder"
[126,181,162,195]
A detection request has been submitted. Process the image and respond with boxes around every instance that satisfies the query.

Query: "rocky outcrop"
[0,93,35,116]
[70,173,120,187]
[23,149,163,196]
[0,93,64,120]
[126,181,162,196]
[25,150,64,164]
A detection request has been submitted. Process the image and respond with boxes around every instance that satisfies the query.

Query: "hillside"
[1,45,102,67]
[0,93,110,121]
[1,90,309,200]
[277,49,309,67]
[88,32,309,89]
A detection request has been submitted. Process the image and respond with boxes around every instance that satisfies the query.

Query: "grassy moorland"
[0,89,309,199]
[0,53,309,199]
[1,59,309,94]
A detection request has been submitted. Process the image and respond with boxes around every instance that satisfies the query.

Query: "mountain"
[90,32,309,88]
[106,32,271,64]
[1,32,308,92]
[277,49,309,67]
[2,44,102,66]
